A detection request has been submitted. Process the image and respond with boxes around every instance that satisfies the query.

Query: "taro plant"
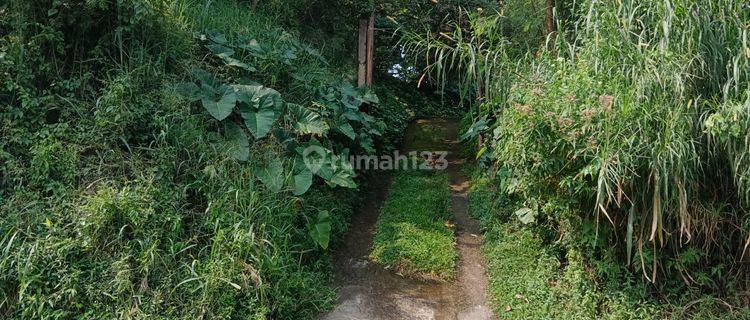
[178,31,383,198]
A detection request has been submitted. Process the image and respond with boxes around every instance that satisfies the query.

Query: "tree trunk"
[358,12,375,87]
[366,12,375,87]
[357,19,368,87]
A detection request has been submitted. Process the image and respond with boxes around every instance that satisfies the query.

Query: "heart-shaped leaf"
[255,160,284,193]
[514,207,536,224]
[201,85,237,121]
[293,169,313,195]
[308,211,332,249]
[224,122,250,161]
[239,103,277,139]
[287,103,328,136]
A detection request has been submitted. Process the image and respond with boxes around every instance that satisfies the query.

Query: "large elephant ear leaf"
[255,160,284,193]
[202,85,237,121]
[175,82,202,101]
[291,159,314,196]
[235,85,282,138]
[287,103,328,136]
[308,211,332,249]
[258,88,284,117]
[239,103,278,139]
[361,89,379,104]
[224,121,250,162]
[293,169,313,196]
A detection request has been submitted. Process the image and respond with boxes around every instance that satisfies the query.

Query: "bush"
[0,0,411,318]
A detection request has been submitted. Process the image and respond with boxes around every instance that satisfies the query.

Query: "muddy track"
[320,119,493,320]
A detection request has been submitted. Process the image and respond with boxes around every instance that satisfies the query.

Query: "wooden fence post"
[358,12,375,87]
[357,19,368,87]
[366,12,375,86]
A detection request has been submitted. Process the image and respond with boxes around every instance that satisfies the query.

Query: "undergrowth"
[403,0,750,315]
[469,168,750,319]
[0,0,413,318]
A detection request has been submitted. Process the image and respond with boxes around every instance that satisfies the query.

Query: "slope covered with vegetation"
[3,0,749,318]
[0,0,432,318]
[395,0,749,318]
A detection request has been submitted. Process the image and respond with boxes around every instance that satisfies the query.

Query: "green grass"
[406,121,450,151]
[0,1,408,318]
[370,170,457,280]
[468,170,750,320]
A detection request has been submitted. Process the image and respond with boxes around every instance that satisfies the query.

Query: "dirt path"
[320,119,493,320]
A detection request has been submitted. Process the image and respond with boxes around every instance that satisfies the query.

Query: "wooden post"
[366,12,375,86]
[357,19,368,87]
[358,12,375,87]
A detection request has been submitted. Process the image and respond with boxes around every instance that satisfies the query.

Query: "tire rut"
[320,119,493,320]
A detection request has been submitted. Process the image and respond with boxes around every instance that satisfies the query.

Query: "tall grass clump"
[402,0,750,312]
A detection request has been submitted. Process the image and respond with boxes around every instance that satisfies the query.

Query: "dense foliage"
[0,0,430,318]
[402,0,750,316]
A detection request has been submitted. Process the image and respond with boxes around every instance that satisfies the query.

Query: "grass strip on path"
[370,169,457,281]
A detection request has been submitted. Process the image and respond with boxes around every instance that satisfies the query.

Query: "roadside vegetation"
[2,0,748,318]
[370,169,456,281]
[398,0,750,318]
[0,0,430,318]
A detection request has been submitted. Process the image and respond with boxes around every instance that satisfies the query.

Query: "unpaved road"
[320,119,493,320]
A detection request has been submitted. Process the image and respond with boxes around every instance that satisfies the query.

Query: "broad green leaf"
[222,56,256,72]
[255,160,284,193]
[343,109,365,122]
[239,103,278,139]
[234,85,283,114]
[201,85,237,121]
[460,116,489,141]
[308,211,332,249]
[224,122,249,161]
[514,207,536,224]
[293,169,313,195]
[329,169,356,188]
[175,82,202,101]
[206,44,235,58]
[287,103,327,136]
[233,84,263,105]
[206,30,228,44]
[314,162,334,180]
[258,88,284,117]
[336,122,356,140]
